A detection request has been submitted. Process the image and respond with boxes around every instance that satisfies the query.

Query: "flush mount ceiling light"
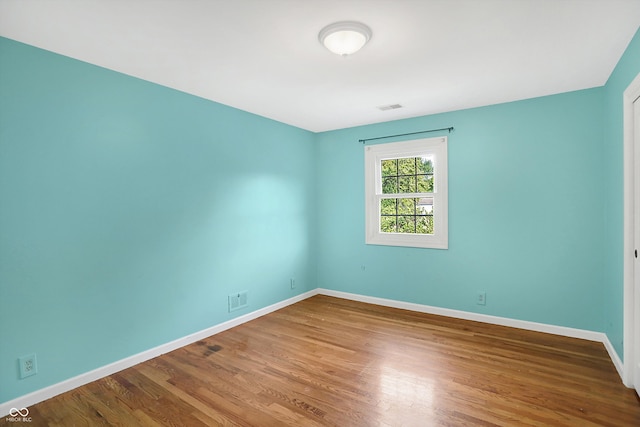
[318,21,372,56]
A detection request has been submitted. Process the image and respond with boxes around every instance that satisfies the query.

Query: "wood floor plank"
[4,295,639,426]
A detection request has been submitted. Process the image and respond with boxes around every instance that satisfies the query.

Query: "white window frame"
[365,136,448,249]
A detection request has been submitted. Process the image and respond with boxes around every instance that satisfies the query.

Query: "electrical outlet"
[18,353,37,379]
[290,278,296,289]
[477,292,487,306]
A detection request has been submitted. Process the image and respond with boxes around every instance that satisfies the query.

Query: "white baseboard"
[0,289,318,417]
[317,288,606,342]
[1,287,626,416]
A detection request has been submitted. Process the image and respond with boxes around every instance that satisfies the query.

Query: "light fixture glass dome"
[319,21,372,56]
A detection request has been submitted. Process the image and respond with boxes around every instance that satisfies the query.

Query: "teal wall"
[0,37,316,403]
[603,28,640,360]
[316,88,605,331]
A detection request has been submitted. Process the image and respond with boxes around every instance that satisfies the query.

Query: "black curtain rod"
[359,127,454,144]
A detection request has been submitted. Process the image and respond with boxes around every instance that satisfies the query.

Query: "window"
[365,136,448,249]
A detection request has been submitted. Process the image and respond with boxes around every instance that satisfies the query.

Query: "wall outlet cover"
[477,292,487,306]
[18,353,37,379]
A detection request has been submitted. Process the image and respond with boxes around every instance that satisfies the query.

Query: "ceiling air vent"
[377,104,403,111]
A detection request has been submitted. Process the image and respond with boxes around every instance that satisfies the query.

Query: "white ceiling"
[1,0,639,132]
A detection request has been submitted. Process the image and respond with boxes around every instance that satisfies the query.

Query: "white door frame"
[623,72,640,388]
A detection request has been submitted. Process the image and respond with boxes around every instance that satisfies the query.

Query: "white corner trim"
[317,289,605,342]
[0,289,319,417]
[623,71,640,388]
[603,333,625,381]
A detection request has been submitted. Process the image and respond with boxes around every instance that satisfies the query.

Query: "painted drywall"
[315,88,605,332]
[603,27,640,361]
[0,37,316,403]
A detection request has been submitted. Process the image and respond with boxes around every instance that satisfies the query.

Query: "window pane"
[397,216,416,233]
[397,198,415,215]
[380,216,396,232]
[417,157,434,174]
[416,215,434,234]
[382,177,398,194]
[416,174,434,192]
[381,159,397,176]
[398,158,416,175]
[380,198,396,215]
[398,176,416,193]
[417,197,433,214]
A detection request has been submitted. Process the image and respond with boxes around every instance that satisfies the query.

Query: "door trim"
[623,72,640,388]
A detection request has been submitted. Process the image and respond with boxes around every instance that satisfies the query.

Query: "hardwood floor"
[6,295,640,426]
